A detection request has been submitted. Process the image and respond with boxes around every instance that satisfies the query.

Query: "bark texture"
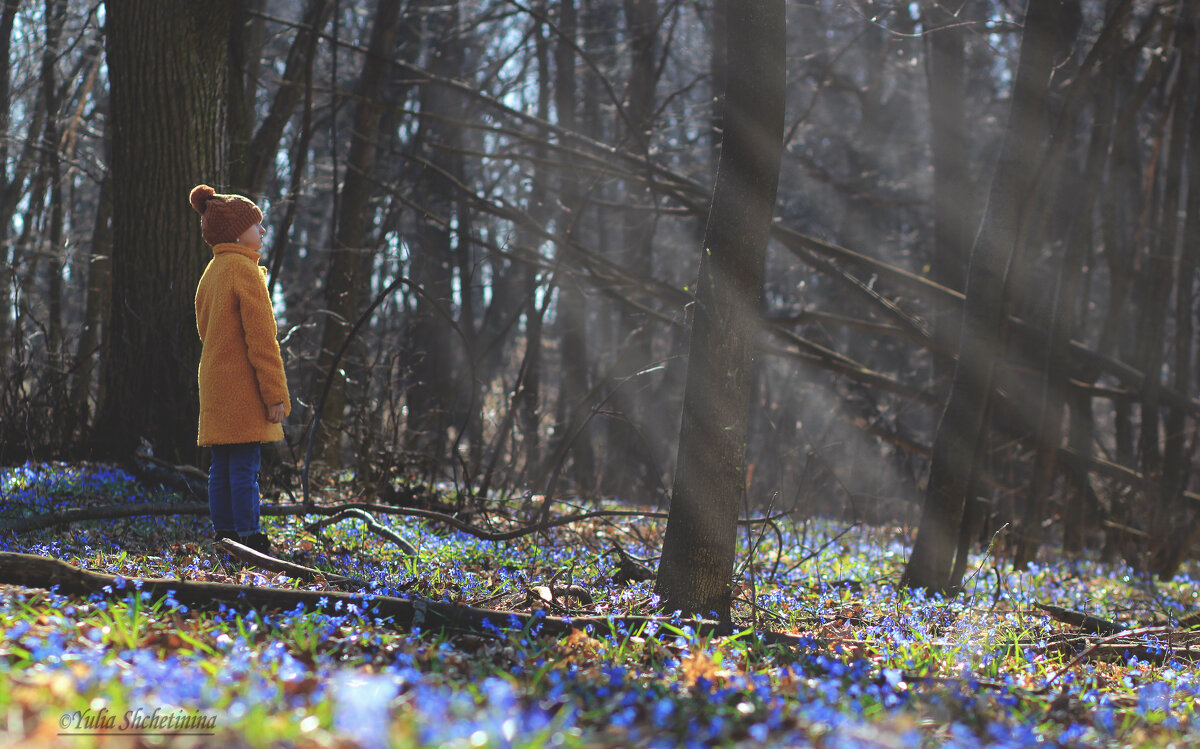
[655,0,785,625]
[95,0,233,462]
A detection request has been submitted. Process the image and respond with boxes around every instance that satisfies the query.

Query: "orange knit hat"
[188,184,263,246]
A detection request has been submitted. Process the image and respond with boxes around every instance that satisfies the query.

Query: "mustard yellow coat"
[195,243,291,445]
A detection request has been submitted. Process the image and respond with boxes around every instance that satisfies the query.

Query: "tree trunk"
[225,0,265,195]
[515,4,553,477]
[921,0,972,360]
[41,0,66,362]
[1151,6,1199,578]
[903,0,1064,593]
[1129,49,1175,522]
[550,0,599,495]
[71,181,113,435]
[601,0,660,500]
[1060,54,1118,555]
[94,0,233,463]
[235,0,333,197]
[0,0,19,349]
[655,0,785,626]
[404,0,462,466]
[266,0,338,298]
[313,0,403,464]
[1098,49,1145,480]
[1014,0,1093,568]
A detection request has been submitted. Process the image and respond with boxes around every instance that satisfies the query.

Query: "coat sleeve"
[235,262,291,416]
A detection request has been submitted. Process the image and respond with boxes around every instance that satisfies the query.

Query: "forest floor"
[2,462,1200,748]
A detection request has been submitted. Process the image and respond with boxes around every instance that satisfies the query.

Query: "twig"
[781,521,862,578]
[214,538,367,589]
[1043,626,1175,689]
[134,452,208,483]
[734,595,789,624]
[964,523,1008,600]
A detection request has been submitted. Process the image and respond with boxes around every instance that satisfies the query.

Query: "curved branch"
[0,497,792,539]
[306,508,418,556]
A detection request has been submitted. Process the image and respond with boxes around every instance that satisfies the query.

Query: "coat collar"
[212,243,262,262]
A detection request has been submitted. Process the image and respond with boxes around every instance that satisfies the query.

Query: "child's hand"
[267,403,286,423]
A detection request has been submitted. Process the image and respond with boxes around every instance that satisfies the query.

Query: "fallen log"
[0,551,774,644]
[1034,602,1125,636]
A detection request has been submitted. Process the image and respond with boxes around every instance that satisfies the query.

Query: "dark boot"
[241,532,273,556]
[213,530,238,543]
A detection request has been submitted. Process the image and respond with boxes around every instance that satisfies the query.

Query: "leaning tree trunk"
[902,0,1064,594]
[655,0,785,626]
[94,0,232,463]
[234,0,333,198]
[225,0,265,195]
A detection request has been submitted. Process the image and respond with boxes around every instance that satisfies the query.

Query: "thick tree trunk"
[655,0,785,626]
[94,0,232,463]
[903,0,1064,593]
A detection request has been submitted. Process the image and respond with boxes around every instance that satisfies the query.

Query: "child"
[190,184,290,556]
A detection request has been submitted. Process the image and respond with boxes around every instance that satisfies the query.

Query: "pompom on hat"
[189,184,263,246]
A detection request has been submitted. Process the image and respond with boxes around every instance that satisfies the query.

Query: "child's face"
[237,221,266,250]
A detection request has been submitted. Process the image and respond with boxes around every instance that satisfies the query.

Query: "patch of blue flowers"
[3,461,1200,747]
[1,462,142,514]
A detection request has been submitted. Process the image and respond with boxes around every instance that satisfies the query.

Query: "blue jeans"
[208,443,262,537]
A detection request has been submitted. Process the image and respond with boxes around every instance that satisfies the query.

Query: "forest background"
[3,0,1200,597]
